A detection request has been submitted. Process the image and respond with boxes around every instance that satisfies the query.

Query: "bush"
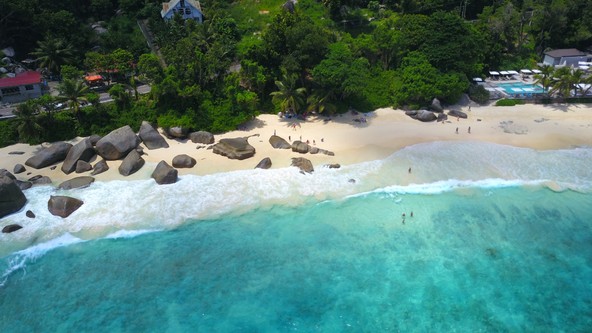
[468,84,490,105]
[0,120,18,148]
[495,99,524,107]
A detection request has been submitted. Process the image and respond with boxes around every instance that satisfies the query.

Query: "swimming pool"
[496,82,545,96]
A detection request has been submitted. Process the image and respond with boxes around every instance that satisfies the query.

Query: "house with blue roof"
[161,0,203,22]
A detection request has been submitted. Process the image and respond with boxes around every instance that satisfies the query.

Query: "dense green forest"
[1,0,591,146]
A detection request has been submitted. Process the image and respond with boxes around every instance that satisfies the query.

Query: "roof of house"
[84,75,103,81]
[0,71,42,88]
[161,0,202,17]
[545,48,586,58]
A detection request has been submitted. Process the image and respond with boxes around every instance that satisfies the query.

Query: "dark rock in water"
[8,151,25,155]
[0,175,27,218]
[48,195,84,218]
[32,176,52,185]
[326,163,341,169]
[437,113,448,122]
[75,160,93,173]
[15,180,32,190]
[164,126,189,139]
[28,175,42,182]
[139,121,169,150]
[269,135,291,149]
[431,97,443,112]
[13,164,25,174]
[0,169,16,180]
[89,134,102,146]
[189,131,215,144]
[2,224,22,233]
[212,137,256,160]
[25,141,72,169]
[61,138,95,174]
[255,157,272,169]
[26,210,35,218]
[172,154,196,168]
[151,161,178,185]
[58,176,95,190]
[291,157,314,173]
[291,141,310,154]
[348,178,356,183]
[448,109,468,119]
[91,159,109,175]
[118,150,145,176]
[95,125,141,160]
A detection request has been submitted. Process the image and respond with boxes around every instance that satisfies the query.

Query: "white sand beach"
[2,103,592,184]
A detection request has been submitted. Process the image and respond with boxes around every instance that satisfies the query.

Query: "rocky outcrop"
[255,157,272,169]
[2,224,22,233]
[437,113,448,122]
[212,137,256,160]
[151,161,178,185]
[0,169,15,180]
[48,195,84,218]
[326,163,341,169]
[269,135,291,149]
[164,127,189,139]
[61,138,95,174]
[96,125,141,160]
[172,154,196,168]
[13,164,25,174]
[291,141,310,154]
[75,160,93,173]
[189,131,215,144]
[26,210,35,218]
[291,157,314,173]
[139,121,169,150]
[0,175,27,218]
[31,176,52,186]
[89,134,102,146]
[448,109,468,119]
[25,141,72,169]
[91,159,109,175]
[431,98,443,112]
[58,176,95,190]
[407,109,437,122]
[8,151,25,155]
[118,150,145,176]
[15,180,32,190]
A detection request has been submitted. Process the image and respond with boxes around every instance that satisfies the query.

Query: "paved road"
[0,84,151,120]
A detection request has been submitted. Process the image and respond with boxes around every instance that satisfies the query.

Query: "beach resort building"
[161,0,203,22]
[0,71,44,104]
[542,49,590,67]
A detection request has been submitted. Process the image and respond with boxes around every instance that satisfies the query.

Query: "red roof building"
[0,71,45,103]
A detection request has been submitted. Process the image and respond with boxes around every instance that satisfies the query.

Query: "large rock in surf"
[269,135,291,149]
[139,121,169,150]
[291,157,314,173]
[31,176,52,186]
[189,131,215,144]
[58,176,95,190]
[91,159,109,175]
[431,98,443,112]
[2,224,22,233]
[48,195,83,218]
[151,161,178,185]
[0,175,27,218]
[118,150,145,176]
[96,125,141,160]
[448,109,468,119]
[15,180,32,190]
[255,157,272,169]
[172,154,196,168]
[61,138,95,174]
[212,137,255,160]
[25,141,72,169]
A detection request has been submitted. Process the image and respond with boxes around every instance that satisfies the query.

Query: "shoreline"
[1,104,592,184]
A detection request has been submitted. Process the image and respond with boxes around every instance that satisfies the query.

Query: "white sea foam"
[1,141,590,258]
[104,229,163,239]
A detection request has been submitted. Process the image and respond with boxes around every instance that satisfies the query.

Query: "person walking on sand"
[408,167,411,174]
[456,127,458,134]
[468,126,471,134]
[289,135,291,141]
[274,130,276,136]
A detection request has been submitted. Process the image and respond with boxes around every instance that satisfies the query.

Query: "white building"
[0,71,44,104]
[543,49,590,67]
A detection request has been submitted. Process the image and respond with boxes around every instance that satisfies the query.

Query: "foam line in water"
[104,229,163,239]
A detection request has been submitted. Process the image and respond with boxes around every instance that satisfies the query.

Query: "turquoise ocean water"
[1,141,591,332]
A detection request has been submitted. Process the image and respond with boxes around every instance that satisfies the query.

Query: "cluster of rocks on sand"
[1,121,338,233]
[405,98,468,123]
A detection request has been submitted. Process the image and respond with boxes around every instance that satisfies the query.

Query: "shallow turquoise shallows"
[1,142,591,332]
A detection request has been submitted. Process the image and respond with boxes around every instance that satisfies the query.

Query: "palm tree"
[57,79,89,119]
[307,88,337,115]
[13,100,43,143]
[570,69,588,97]
[549,66,574,98]
[108,83,131,109]
[30,37,75,76]
[270,73,307,114]
[533,64,554,96]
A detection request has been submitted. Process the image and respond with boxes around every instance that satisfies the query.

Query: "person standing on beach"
[408,167,411,174]
[468,126,471,134]
[456,127,458,134]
